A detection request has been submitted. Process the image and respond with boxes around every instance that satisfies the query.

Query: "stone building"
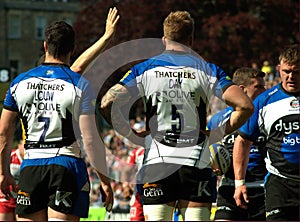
[0,0,80,81]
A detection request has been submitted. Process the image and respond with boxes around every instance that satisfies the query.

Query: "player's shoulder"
[254,84,286,107]
[131,54,173,72]
[10,66,39,85]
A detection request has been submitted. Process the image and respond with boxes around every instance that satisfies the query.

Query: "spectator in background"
[261,60,272,74]
[261,60,274,82]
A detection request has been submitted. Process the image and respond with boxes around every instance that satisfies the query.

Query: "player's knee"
[180,206,211,221]
[143,204,174,221]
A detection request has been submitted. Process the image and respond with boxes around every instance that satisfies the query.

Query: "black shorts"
[136,163,216,205]
[16,156,90,218]
[265,173,300,221]
[214,185,265,221]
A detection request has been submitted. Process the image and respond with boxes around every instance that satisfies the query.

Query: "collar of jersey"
[42,62,70,68]
[163,50,190,55]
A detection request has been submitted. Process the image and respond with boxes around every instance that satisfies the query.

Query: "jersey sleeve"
[3,80,19,112]
[207,107,233,130]
[119,66,139,96]
[209,64,234,99]
[77,77,96,115]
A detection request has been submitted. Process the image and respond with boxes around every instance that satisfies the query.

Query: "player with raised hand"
[0,7,119,221]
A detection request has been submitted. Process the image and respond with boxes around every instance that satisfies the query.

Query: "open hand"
[104,7,120,39]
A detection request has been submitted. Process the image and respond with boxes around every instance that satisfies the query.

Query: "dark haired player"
[207,67,267,221]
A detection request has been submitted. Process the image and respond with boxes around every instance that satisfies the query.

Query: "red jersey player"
[127,146,145,221]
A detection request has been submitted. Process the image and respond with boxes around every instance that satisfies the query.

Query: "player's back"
[4,64,91,150]
[131,52,226,147]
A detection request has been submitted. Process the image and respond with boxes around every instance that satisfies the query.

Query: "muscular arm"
[71,7,120,74]
[0,109,18,199]
[233,135,252,180]
[222,85,254,134]
[79,114,113,211]
[100,84,146,145]
[233,135,253,209]
[100,83,131,133]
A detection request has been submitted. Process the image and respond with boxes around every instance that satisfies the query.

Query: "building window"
[36,16,46,40]
[10,60,19,78]
[8,15,21,39]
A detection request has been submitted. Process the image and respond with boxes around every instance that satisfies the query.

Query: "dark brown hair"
[44,21,75,58]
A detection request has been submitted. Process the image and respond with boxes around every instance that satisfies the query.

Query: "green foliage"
[75,0,299,73]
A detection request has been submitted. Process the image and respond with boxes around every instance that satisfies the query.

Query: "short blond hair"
[163,11,194,44]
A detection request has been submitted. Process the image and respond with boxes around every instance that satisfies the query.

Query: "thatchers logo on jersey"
[290,98,299,109]
[155,70,196,79]
[27,82,65,91]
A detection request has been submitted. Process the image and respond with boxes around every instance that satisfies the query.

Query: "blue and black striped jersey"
[238,84,300,182]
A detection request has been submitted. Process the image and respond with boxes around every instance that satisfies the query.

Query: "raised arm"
[222,85,254,134]
[233,135,253,209]
[71,7,120,74]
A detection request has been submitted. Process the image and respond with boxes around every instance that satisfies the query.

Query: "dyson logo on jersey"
[274,119,299,134]
[143,183,164,197]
